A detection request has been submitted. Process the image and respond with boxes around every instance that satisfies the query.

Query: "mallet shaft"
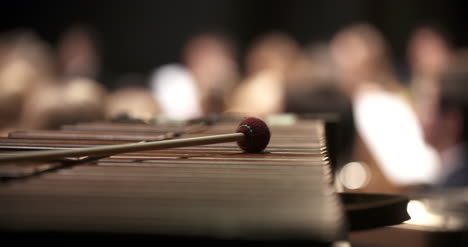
[0,133,245,163]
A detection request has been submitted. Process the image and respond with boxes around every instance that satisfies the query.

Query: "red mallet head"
[236,117,271,153]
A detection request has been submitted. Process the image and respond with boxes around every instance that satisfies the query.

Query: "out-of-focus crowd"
[1,23,468,192]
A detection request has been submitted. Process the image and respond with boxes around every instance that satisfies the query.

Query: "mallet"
[0,117,270,163]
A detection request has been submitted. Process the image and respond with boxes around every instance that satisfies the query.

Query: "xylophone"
[0,116,345,245]
[0,115,407,245]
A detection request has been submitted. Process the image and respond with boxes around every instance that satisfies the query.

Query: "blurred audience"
[0,27,107,132]
[1,22,467,193]
[330,23,439,192]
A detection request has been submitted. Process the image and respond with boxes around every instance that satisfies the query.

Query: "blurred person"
[407,26,454,132]
[283,42,340,112]
[57,25,100,79]
[407,26,453,91]
[106,86,160,121]
[244,32,300,76]
[331,23,401,96]
[12,25,109,130]
[149,64,203,121]
[182,32,240,114]
[292,43,335,81]
[228,32,300,115]
[0,31,57,132]
[423,58,468,188]
[19,77,107,130]
[0,28,108,131]
[106,74,160,121]
[330,23,439,192]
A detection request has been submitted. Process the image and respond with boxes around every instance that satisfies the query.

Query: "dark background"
[1,0,467,86]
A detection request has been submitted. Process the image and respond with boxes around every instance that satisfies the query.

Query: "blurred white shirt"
[150,64,202,121]
[353,83,440,185]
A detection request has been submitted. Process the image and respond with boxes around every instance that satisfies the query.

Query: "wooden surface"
[0,118,346,244]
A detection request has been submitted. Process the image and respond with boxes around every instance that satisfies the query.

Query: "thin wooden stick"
[0,133,245,163]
